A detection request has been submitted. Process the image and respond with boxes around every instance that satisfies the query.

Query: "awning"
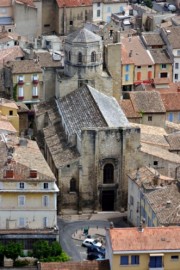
[150,254,164,257]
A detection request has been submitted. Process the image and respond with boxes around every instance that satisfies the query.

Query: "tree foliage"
[4,242,23,262]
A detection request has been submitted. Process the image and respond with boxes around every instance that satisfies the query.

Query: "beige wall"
[154,63,172,81]
[57,6,93,35]
[141,113,166,128]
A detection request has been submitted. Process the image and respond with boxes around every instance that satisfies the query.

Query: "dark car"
[87,246,105,257]
[87,252,104,261]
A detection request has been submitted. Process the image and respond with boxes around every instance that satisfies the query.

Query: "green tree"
[4,242,23,262]
[0,242,4,266]
[50,241,62,257]
[144,0,153,8]
[32,240,51,259]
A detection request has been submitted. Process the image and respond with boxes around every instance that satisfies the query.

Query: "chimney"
[166,200,171,208]
[138,222,144,232]
[129,50,132,57]
[177,86,180,92]
[5,169,14,178]
[30,169,37,178]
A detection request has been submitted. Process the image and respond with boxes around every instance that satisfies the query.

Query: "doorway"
[102,190,114,211]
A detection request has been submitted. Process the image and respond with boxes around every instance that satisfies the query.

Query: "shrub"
[4,242,23,262]
[14,259,29,267]
[32,240,51,260]
[50,241,62,257]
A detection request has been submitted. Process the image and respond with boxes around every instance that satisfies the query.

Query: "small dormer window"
[44,183,48,189]
[19,182,25,189]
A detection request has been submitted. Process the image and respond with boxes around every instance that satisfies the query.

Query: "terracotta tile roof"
[130,123,169,149]
[119,99,141,119]
[150,50,172,64]
[36,52,62,68]
[0,134,56,181]
[121,36,154,66]
[141,32,165,46]
[56,0,92,8]
[145,183,180,225]
[128,166,174,190]
[109,226,180,252]
[121,45,134,65]
[165,26,180,49]
[161,92,180,111]
[165,132,180,151]
[0,98,18,109]
[0,0,12,6]
[0,46,24,68]
[0,119,17,133]
[8,59,42,74]
[39,260,110,270]
[15,0,35,8]
[141,143,180,164]
[129,91,166,113]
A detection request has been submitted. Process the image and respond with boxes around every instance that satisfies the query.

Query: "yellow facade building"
[0,98,19,133]
[106,226,180,270]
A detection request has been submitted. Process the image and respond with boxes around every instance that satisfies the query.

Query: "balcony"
[18,80,24,86]
[149,268,164,270]
[32,77,39,85]
[18,96,24,101]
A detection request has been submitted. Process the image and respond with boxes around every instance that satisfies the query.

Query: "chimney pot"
[30,169,37,178]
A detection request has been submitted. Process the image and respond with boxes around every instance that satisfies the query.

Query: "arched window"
[78,52,82,63]
[91,51,96,62]
[70,178,76,192]
[69,51,71,62]
[103,164,114,184]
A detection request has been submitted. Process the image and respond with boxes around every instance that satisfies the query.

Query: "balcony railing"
[18,80,24,86]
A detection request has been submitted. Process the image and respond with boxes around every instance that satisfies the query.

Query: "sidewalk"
[72,227,106,241]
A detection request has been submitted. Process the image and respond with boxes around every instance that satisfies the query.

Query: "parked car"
[87,246,105,256]
[164,3,176,11]
[82,238,102,248]
[87,252,104,260]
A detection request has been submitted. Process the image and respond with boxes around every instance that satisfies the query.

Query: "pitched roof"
[0,98,18,109]
[141,143,180,164]
[15,0,35,8]
[56,0,92,8]
[145,183,180,225]
[121,45,134,65]
[141,32,165,46]
[57,85,129,137]
[39,260,110,270]
[109,226,180,252]
[129,91,166,113]
[0,0,12,6]
[128,166,174,190]
[0,46,24,68]
[121,36,154,66]
[150,50,172,64]
[35,99,80,168]
[119,100,141,119]
[161,92,180,111]
[8,59,42,74]
[0,119,17,133]
[36,52,62,68]
[165,132,180,151]
[165,26,180,49]
[66,27,101,43]
[130,123,169,149]
[1,135,56,181]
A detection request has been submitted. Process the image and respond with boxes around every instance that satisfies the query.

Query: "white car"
[82,238,102,248]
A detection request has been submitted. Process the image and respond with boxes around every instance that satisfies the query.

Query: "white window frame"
[18,195,25,206]
[43,195,49,207]
[17,75,24,82]
[18,87,24,97]
[32,86,38,97]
